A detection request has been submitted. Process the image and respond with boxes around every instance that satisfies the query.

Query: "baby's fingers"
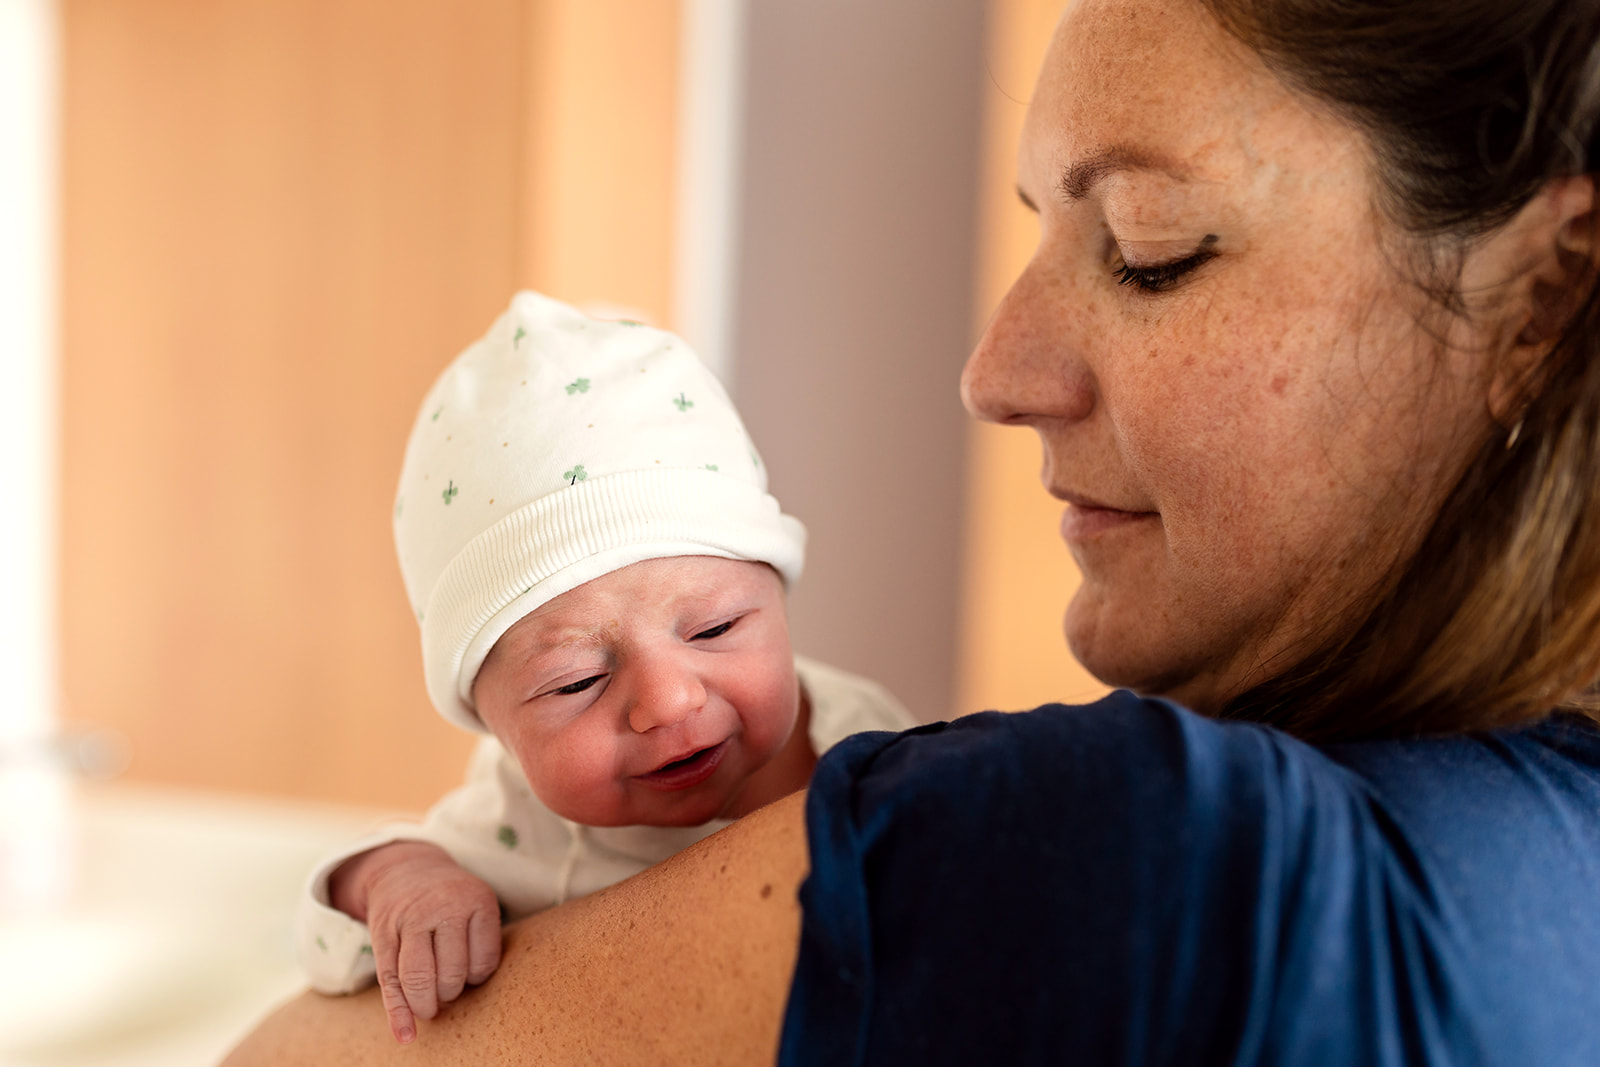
[467,907,503,986]
[373,941,419,1044]
[397,928,441,1022]
[432,919,471,1004]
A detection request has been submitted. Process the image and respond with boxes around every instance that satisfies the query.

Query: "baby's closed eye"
[551,674,605,696]
[691,620,737,641]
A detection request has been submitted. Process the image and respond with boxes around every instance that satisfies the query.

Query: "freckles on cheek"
[1199,281,1330,415]
[1131,302,1314,534]
[1132,309,1251,452]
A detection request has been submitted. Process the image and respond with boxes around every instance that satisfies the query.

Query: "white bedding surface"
[0,782,406,1067]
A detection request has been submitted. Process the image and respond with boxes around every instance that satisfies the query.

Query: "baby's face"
[472,556,799,827]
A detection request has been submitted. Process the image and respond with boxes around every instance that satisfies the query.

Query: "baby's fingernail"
[397,1026,415,1044]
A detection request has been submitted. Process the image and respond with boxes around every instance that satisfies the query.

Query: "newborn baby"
[293,292,914,1043]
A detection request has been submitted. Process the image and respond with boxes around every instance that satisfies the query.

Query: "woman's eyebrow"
[1059,146,1194,201]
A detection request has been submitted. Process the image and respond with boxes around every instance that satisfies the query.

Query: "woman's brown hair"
[1201,0,1600,740]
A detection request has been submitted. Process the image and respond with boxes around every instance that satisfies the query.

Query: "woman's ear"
[1487,175,1598,425]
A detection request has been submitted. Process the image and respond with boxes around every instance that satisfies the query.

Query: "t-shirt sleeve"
[778,692,1479,1066]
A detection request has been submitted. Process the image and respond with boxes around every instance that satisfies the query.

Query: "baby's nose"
[626,665,707,733]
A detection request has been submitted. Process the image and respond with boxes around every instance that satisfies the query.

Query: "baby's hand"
[328,840,502,1044]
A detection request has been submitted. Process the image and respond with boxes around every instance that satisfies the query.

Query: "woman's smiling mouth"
[1055,491,1160,543]
[1060,503,1160,541]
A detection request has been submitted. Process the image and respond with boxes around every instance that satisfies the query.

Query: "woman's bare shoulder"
[222,791,809,1067]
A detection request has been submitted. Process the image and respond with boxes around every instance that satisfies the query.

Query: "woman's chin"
[1065,601,1220,712]
[1062,595,1151,688]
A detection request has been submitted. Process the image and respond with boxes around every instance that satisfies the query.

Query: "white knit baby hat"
[395,291,807,732]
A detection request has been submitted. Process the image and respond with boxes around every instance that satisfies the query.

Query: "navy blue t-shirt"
[778,692,1600,1065]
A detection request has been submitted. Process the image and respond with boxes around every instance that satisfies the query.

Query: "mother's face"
[961,0,1500,712]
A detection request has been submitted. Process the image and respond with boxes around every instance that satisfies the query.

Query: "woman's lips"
[635,739,729,791]
[1059,502,1158,542]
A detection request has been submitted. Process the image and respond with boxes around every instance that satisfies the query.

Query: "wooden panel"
[955,0,1110,714]
[61,0,522,808]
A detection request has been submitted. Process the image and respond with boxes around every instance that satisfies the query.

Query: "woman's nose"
[960,258,1096,427]
[625,660,707,733]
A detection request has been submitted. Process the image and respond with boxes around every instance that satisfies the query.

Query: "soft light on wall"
[0,0,67,912]
[673,0,746,388]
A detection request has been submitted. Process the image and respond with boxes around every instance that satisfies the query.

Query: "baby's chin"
[540,779,748,829]
[552,798,738,829]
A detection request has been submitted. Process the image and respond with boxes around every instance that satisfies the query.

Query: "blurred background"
[1,0,1105,1062]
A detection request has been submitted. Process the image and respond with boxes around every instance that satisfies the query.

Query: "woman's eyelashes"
[1112,234,1220,293]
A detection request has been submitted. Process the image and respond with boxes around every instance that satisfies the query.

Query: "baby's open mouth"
[658,748,713,773]
[636,740,729,790]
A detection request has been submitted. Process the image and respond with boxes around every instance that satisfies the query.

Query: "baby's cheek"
[747,677,801,757]
[558,723,631,802]
[500,724,576,807]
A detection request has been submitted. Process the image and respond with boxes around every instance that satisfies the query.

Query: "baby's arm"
[293,737,560,1040]
[326,841,501,1045]
[292,732,711,1041]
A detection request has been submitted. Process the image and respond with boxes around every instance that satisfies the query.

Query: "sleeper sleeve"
[293,736,575,995]
[795,655,919,752]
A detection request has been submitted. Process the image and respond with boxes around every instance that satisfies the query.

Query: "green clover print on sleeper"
[563,464,587,485]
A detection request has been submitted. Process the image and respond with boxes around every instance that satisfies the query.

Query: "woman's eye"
[552,674,604,696]
[692,620,737,641]
[1112,239,1219,294]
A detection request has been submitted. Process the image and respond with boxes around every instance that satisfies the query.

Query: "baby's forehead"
[493,605,623,661]
[508,616,615,651]
[505,561,770,646]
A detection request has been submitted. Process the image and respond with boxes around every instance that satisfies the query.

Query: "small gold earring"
[1506,417,1525,450]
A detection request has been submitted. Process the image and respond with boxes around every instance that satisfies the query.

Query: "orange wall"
[59,0,681,809]
[955,0,1110,715]
[517,1,680,323]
